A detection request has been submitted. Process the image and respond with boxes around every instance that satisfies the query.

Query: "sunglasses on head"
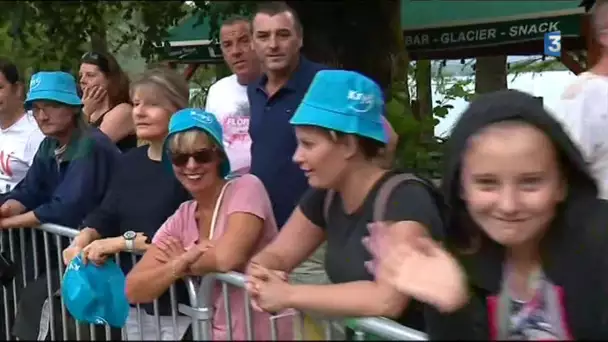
[170,148,216,166]
[81,52,110,73]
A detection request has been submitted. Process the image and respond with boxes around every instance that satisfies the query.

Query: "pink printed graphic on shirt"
[220,102,252,173]
[0,150,14,177]
[222,115,250,146]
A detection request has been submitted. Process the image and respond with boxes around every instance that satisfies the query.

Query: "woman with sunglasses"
[62,68,194,340]
[79,51,136,152]
[125,108,293,340]
[369,90,608,339]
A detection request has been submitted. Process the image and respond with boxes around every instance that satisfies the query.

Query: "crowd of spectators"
[4,1,608,341]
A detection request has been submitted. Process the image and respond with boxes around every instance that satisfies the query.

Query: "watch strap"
[124,236,135,252]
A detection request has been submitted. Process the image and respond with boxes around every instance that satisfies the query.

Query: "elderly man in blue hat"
[0,71,120,230]
[0,71,121,341]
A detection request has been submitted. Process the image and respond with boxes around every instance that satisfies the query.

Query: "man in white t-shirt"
[0,112,45,195]
[0,60,45,198]
[205,16,260,177]
[558,0,608,199]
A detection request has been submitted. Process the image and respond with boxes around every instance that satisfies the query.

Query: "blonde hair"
[168,129,224,154]
[131,68,189,146]
[130,68,189,111]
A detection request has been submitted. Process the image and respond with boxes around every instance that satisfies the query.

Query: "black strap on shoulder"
[323,173,444,224]
[373,173,424,222]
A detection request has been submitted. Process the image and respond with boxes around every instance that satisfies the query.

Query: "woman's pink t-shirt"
[152,174,293,340]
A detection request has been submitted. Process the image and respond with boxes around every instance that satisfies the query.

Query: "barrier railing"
[0,223,428,341]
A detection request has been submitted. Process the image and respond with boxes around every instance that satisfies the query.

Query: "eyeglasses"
[81,52,110,73]
[169,148,216,166]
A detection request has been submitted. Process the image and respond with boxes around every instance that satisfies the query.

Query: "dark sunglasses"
[81,52,110,73]
[170,148,216,166]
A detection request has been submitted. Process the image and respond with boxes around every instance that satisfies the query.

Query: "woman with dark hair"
[79,51,136,152]
[368,89,608,339]
[0,58,44,199]
[244,70,444,338]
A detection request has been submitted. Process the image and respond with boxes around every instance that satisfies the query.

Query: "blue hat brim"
[162,125,232,179]
[62,256,129,328]
[25,91,83,110]
[290,103,388,144]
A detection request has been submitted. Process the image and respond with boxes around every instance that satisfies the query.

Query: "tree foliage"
[191,1,256,39]
[508,57,566,79]
[0,1,188,75]
[386,60,472,178]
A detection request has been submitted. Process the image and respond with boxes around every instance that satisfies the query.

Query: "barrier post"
[345,317,428,341]
[180,275,215,340]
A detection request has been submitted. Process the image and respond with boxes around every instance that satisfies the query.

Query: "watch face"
[123,231,136,240]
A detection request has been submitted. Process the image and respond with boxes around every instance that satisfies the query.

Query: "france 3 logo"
[544,31,561,58]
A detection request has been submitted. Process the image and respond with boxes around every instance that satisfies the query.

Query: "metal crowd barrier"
[0,223,428,341]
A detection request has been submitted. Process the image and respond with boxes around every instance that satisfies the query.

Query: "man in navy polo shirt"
[248,2,334,338]
[248,2,399,338]
[248,2,326,230]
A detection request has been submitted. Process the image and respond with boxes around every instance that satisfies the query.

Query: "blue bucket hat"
[162,108,231,178]
[25,71,82,110]
[290,70,387,144]
[61,255,129,328]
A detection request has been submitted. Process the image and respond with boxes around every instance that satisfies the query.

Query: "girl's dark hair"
[0,58,20,85]
[80,51,131,108]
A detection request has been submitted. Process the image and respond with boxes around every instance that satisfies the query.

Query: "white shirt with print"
[0,112,45,194]
[205,74,251,175]
[557,72,608,199]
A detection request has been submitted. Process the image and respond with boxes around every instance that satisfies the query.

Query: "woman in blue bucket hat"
[125,108,293,340]
[245,70,445,336]
[5,71,121,340]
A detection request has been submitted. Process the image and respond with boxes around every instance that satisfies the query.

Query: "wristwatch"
[123,231,137,252]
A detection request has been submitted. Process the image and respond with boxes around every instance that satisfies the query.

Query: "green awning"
[156,14,223,63]
[401,0,585,58]
[167,14,212,43]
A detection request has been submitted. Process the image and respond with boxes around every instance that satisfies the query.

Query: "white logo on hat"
[347,90,375,113]
[30,77,41,90]
[67,262,80,271]
[191,111,213,125]
[94,317,109,325]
